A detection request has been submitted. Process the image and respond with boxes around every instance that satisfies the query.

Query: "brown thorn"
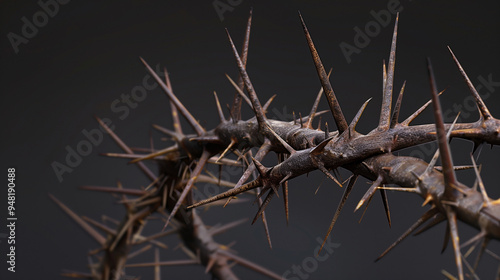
[348,98,372,135]
[378,13,399,131]
[318,175,357,254]
[355,175,383,212]
[380,188,391,228]
[375,207,438,262]
[425,113,460,174]
[226,29,267,131]
[164,149,210,230]
[470,155,491,207]
[226,74,253,108]
[442,221,450,254]
[382,59,387,91]
[263,94,277,112]
[225,141,271,206]
[255,186,273,249]
[401,89,446,126]
[265,124,296,154]
[473,236,490,270]
[164,67,183,135]
[140,58,205,135]
[428,58,459,196]
[413,213,445,236]
[252,190,274,225]
[217,138,237,162]
[129,145,178,164]
[230,8,253,121]
[95,116,158,183]
[390,81,406,128]
[448,47,492,120]
[49,194,106,245]
[306,68,333,129]
[282,180,289,225]
[217,249,282,280]
[213,91,226,123]
[189,179,262,209]
[445,206,464,280]
[299,12,348,133]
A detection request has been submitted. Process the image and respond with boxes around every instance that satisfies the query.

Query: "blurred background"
[1,1,500,279]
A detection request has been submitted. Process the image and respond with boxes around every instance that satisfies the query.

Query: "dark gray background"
[1,1,500,279]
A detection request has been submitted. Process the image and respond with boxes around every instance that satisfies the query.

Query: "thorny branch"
[53,10,499,280]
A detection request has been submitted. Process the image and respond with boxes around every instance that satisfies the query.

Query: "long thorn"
[400,89,446,126]
[189,179,262,209]
[378,13,399,131]
[376,207,438,261]
[140,58,205,135]
[164,149,210,229]
[470,155,491,207]
[230,8,253,121]
[306,68,333,129]
[428,58,458,196]
[445,207,464,280]
[226,29,267,131]
[448,47,492,120]
[319,175,357,254]
[164,67,183,135]
[213,91,226,123]
[299,12,348,133]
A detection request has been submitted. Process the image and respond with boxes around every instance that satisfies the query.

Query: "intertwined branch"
[53,10,499,280]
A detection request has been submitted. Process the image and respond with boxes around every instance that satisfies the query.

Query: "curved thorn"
[349,98,372,134]
[263,94,277,112]
[299,12,348,133]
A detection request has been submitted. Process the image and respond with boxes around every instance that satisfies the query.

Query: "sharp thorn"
[378,13,399,131]
[140,58,205,135]
[448,46,492,120]
[214,91,226,123]
[427,57,459,196]
[375,207,438,262]
[318,175,357,254]
[390,81,406,128]
[355,175,383,212]
[163,150,210,230]
[299,12,348,133]
[226,29,267,131]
